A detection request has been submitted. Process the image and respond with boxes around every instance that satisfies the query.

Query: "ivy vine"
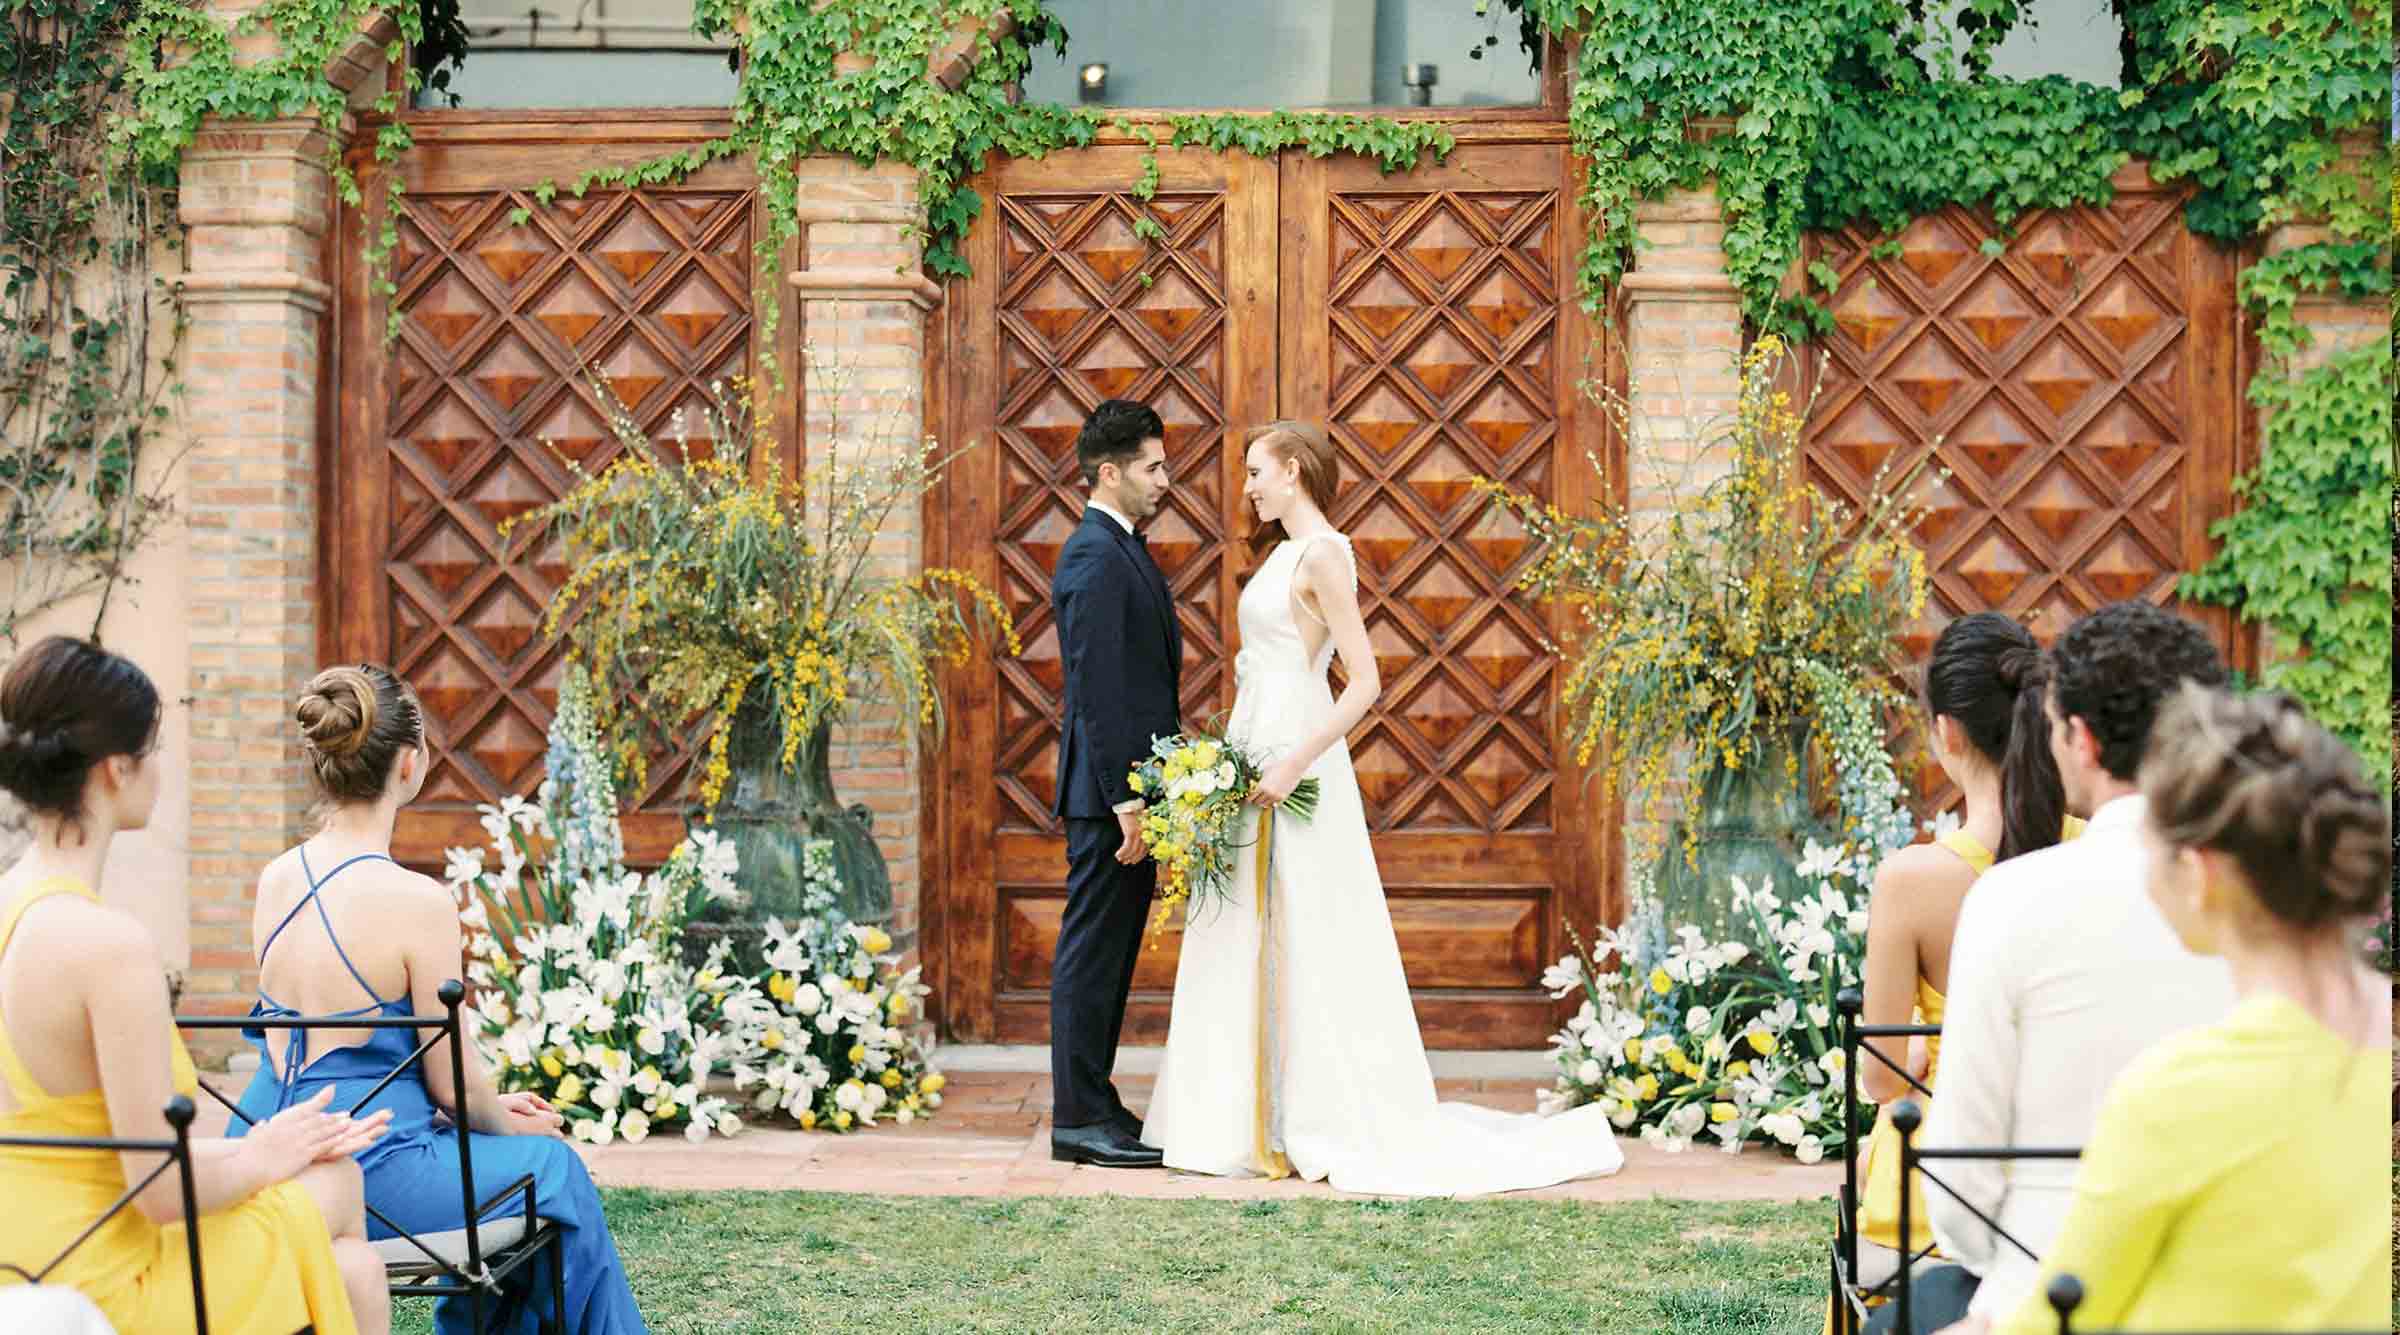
[0,1,182,647]
[118,0,462,334]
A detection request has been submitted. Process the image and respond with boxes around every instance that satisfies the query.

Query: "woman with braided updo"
[1949,685,2391,1335]
[229,663,645,1335]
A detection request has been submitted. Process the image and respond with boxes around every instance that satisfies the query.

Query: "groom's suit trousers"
[1052,815,1156,1129]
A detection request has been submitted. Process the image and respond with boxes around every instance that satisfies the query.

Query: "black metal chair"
[1883,1099,2081,1333]
[179,979,565,1335]
[0,1094,210,1334]
[2040,1273,2391,1334]
[1827,985,1945,1334]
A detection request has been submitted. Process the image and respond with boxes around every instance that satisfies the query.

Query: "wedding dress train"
[1142,532,1623,1196]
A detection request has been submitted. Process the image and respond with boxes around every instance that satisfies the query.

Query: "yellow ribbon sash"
[1253,807,1292,1180]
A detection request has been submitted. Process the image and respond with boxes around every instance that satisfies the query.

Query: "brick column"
[172,117,332,1023]
[1617,185,1747,515]
[1613,183,1747,856]
[788,158,942,956]
[2263,222,2390,370]
[2247,219,2392,680]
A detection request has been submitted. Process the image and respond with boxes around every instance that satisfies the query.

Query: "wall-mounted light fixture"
[1401,63,1438,107]
[1078,62,1108,103]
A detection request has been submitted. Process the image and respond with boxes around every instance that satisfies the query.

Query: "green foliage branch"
[117,1,467,334]
[0,0,183,646]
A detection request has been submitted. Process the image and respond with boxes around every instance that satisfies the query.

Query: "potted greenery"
[1476,334,1934,948]
[511,357,1017,957]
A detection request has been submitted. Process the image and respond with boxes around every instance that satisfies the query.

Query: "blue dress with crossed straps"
[228,850,647,1335]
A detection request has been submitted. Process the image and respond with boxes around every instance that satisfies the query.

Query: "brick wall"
[1612,184,1749,856]
[172,117,334,1030]
[789,158,944,958]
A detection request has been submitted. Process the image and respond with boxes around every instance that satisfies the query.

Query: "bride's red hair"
[1244,421,1340,556]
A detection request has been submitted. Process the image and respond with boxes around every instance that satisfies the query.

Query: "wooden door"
[1802,165,2250,803]
[931,146,1281,1043]
[1279,144,1606,1047]
[931,135,1608,1047]
[328,115,795,870]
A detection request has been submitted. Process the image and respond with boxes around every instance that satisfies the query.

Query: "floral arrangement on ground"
[1536,664,1919,1158]
[445,667,944,1142]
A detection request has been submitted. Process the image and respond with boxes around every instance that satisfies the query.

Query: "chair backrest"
[0,1095,209,1335]
[2042,1272,2391,1335]
[178,980,511,1281]
[1831,984,1942,1299]
[1889,1099,2081,1335]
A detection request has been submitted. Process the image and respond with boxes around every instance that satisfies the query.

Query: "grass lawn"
[397,1189,1829,1333]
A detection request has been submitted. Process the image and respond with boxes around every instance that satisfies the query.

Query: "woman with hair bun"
[1946,685,2392,1335]
[231,663,645,1335]
[0,636,390,1333]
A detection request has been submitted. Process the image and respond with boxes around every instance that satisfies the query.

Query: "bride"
[1141,421,1624,1195]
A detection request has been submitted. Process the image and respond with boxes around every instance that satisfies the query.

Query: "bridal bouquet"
[1130,732,1319,944]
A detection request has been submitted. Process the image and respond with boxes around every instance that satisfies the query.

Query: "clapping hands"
[245,1087,392,1181]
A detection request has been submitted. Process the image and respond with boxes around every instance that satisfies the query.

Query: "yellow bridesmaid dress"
[0,877,358,1335]
[1834,816,2085,1331]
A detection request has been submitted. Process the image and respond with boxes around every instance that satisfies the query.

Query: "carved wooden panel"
[1310,182,1558,835]
[332,124,777,866]
[383,188,752,814]
[1804,165,2245,804]
[1277,143,1604,1049]
[986,187,1237,833]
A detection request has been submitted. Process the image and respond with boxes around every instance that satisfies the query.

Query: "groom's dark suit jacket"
[1051,507,1183,818]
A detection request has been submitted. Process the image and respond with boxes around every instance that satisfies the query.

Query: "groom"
[1047,398,1178,1169]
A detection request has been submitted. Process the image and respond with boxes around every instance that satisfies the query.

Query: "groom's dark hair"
[1076,399,1164,487]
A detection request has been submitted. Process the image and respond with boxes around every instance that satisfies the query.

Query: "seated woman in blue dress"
[231,663,646,1334]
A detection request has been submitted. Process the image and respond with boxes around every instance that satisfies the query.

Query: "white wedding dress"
[1142,532,1624,1196]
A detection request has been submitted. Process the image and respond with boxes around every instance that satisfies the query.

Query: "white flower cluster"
[1163,760,1240,803]
[720,840,944,1131]
[448,669,751,1145]
[1541,671,1912,1159]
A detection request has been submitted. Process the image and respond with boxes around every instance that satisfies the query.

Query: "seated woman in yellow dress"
[1945,686,2391,1335]
[1843,613,2074,1334]
[0,636,393,1334]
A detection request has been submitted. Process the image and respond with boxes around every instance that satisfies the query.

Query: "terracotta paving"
[568,1071,1841,1203]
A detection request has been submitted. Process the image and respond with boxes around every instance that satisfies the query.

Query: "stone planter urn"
[1651,723,1832,953]
[681,696,892,971]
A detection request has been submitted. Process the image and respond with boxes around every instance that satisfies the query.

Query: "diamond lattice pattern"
[384,190,754,811]
[1324,190,1557,834]
[1806,192,2205,806]
[990,192,1233,831]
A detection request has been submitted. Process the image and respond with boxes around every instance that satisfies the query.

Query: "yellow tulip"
[832,1110,853,1130]
[1745,1028,1778,1056]
[880,1069,903,1088]
[798,1109,817,1130]
[1634,1073,1659,1101]
[861,928,893,955]
[847,1044,867,1064]
[1710,1102,1737,1124]
[539,1050,564,1079]
[768,972,798,1003]
[921,1073,947,1095]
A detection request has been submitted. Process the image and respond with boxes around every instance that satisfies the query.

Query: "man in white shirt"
[1880,602,2237,1334]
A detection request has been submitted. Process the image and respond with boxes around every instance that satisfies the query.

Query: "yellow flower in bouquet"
[1129,731,1320,947]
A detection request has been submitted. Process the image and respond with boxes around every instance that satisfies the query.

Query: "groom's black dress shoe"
[1051,1121,1163,1168]
[1107,1107,1144,1141]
